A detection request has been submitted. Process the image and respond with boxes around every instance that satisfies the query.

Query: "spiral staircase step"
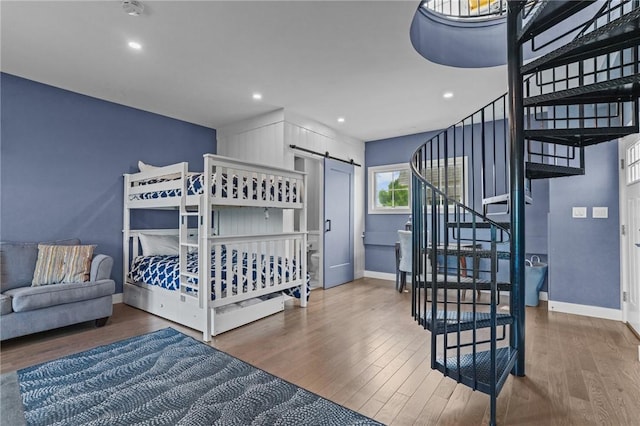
[521,8,640,74]
[420,310,513,334]
[434,347,517,395]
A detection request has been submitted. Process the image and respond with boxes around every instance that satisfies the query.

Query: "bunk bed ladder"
[410,1,640,424]
[200,156,214,341]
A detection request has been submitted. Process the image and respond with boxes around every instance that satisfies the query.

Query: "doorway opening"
[295,156,323,290]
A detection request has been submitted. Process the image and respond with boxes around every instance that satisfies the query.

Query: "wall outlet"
[572,207,587,218]
[593,207,609,218]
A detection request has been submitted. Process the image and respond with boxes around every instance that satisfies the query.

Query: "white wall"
[217,110,286,167]
[217,109,365,279]
[217,208,282,236]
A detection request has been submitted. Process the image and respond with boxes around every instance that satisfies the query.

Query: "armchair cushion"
[5,280,115,313]
[0,294,12,316]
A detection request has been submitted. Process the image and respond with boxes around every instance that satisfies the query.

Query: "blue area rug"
[18,328,382,425]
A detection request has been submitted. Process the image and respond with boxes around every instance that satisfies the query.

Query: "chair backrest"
[397,230,412,273]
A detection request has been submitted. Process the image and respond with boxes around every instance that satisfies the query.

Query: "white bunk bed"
[123,154,307,341]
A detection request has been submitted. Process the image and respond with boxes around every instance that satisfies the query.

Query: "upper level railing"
[520,0,639,137]
[521,0,640,53]
[421,0,506,19]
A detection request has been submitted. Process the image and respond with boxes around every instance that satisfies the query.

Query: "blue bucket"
[525,256,547,307]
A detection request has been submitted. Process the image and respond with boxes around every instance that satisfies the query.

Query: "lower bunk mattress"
[129,248,310,301]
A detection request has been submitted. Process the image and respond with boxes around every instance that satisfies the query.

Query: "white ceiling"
[1,0,508,142]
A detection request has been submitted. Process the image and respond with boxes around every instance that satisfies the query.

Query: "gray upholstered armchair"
[0,239,115,341]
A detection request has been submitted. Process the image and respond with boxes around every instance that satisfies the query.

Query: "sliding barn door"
[323,158,354,288]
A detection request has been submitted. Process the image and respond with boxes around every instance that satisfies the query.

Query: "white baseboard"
[364,270,396,281]
[548,300,622,321]
[112,293,124,304]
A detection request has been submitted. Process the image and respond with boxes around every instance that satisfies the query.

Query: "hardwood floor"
[2,278,639,425]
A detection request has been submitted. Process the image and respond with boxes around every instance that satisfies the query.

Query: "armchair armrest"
[90,254,114,282]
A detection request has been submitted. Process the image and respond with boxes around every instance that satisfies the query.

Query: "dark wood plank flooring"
[2,278,639,425]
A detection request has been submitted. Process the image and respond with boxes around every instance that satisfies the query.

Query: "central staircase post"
[507,0,526,377]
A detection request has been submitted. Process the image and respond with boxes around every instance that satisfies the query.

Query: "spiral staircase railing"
[409,1,639,424]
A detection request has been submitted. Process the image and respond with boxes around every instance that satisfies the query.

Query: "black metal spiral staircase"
[409,1,640,425]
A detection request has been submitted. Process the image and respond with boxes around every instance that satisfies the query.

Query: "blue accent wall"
[547,141,620,309]
[0,73,216,293]
[365,125,550,279]
[364,131,440,274]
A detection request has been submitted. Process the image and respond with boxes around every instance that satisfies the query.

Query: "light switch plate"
[592,207,608,218]
[572,207,587,218]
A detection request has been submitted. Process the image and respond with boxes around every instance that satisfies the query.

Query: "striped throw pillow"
[32,244,96,286]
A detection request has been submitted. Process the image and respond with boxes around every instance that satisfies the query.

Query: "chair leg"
[95,317,109,327]
[462,290,482,300]
[399,272,407,293]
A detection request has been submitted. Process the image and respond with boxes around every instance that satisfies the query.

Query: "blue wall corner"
[364,131,440,274]
[0,73,216,293]
[364,125,551,277]
[364,125,619,310]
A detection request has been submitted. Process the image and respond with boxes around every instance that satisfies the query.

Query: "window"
[368,164,411,214]
[627,138,640,185]
[422,157,468,208]
[368,157,468,214]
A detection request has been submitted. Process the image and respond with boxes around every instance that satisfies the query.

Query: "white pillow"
[138,160,157,172]
[138,160,182,181]
[138,233,179,256]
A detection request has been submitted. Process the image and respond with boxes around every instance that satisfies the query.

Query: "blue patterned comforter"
[129,248,309,300]
[130,173,298,202]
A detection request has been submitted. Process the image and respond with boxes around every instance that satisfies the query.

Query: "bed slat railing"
[125,163,189,195]
[203,154,304,209]
[206,233,306,308]
[125,156,305,210]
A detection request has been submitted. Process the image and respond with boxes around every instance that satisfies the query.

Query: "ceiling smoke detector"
[122,0,144,16]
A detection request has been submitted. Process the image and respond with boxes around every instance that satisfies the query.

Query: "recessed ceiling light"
[128,41,142,50]
[252,93,262,100]
[122,0,144,16]
[443,92,454,99]
[337,117,345,123]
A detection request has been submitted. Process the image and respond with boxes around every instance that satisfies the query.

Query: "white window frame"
[367,157,469,215]
[368,163,412,214]
[627,138,640,185]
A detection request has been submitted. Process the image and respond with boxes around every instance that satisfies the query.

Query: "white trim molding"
[548,300,622,321]
[364,270,396,281]
[112,293,124,304]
